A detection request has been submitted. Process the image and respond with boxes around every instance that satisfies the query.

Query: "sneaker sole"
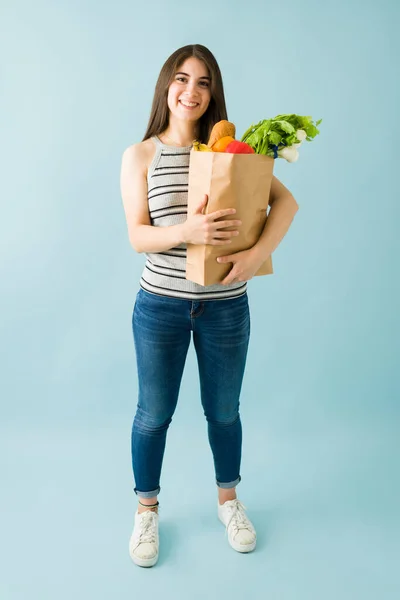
[218,514,257,553]
[230,539,256,553]
[130,550,159,568]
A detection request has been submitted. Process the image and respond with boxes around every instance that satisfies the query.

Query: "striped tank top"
[139,135,247,301]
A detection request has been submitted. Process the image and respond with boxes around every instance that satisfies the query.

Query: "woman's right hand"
[182,194,242,245]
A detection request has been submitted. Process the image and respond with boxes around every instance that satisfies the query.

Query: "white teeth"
[180,100,198,107]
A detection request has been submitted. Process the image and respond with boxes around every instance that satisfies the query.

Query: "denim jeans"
[131,288,251,499]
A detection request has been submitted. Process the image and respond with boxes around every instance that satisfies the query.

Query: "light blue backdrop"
[1,0,399,598]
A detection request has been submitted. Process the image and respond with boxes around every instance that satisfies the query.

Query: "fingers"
[192,199,241,245]
[213,219,242,230]
[207,208,237,221]
[213,230,239,239]
[195,194,208,214]
[210,239,233,245]
[203,229,238,244]
[210,220,241,245]
[221,275,237,285]
[202,216,241,245]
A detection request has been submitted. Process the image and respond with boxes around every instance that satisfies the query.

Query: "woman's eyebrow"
[175,71,211,80]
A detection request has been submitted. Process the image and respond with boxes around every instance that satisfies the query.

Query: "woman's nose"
[186,80,197,93]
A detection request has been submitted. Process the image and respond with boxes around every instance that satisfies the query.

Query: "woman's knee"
[133,405,174,433]
[205,409,240,427]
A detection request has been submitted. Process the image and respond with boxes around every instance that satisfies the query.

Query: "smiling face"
[166,56,212,125]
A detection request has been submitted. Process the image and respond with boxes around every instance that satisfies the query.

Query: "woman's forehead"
[176,57,210,78]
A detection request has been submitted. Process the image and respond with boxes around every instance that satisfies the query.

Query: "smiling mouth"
[179,100,199,108]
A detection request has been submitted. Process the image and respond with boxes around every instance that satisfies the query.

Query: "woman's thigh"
[132,289,191,423]
[192,293,250,421]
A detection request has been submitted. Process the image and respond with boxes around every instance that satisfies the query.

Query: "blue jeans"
[131,288,251,499]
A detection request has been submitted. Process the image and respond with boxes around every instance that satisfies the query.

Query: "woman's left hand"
[217,248,266,285]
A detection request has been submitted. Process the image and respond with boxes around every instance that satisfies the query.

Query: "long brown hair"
[142,44,228,145]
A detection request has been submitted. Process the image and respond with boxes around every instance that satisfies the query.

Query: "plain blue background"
[1,0,399,598]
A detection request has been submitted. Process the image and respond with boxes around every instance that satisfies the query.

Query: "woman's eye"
[175,77,209,87]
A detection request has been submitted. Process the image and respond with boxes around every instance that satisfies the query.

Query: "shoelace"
[223,500,252,537]
[137,511,157,544]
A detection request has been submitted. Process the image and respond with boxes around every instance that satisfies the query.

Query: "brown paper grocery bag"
[186,150,275,286]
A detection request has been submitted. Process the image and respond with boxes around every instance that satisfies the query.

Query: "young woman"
[120,44,298,568]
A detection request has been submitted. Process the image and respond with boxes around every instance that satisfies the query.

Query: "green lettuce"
[240,114,322,157]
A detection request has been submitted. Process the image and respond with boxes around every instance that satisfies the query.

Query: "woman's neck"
[162,121,199,146]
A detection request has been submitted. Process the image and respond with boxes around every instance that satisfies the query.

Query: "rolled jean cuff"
[134,486,161,498]
[216,475,241,489]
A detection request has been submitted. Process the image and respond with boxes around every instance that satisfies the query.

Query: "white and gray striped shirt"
[139,135,247,301]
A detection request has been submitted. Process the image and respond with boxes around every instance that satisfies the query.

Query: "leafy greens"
[240,114,322,157]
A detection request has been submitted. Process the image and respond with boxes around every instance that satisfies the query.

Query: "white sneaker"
[218,499,257,553]
[129,509,159,567]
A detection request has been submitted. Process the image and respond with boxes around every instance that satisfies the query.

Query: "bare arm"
[120,144,186,253]
[120,144,241,253]
[250,175,299,261]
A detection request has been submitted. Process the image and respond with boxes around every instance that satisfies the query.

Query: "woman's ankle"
[218,488,237,505]
[138,506,158,514]
[137,498,159,514]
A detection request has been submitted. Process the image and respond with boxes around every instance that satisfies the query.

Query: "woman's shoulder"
[122,138,157,177]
